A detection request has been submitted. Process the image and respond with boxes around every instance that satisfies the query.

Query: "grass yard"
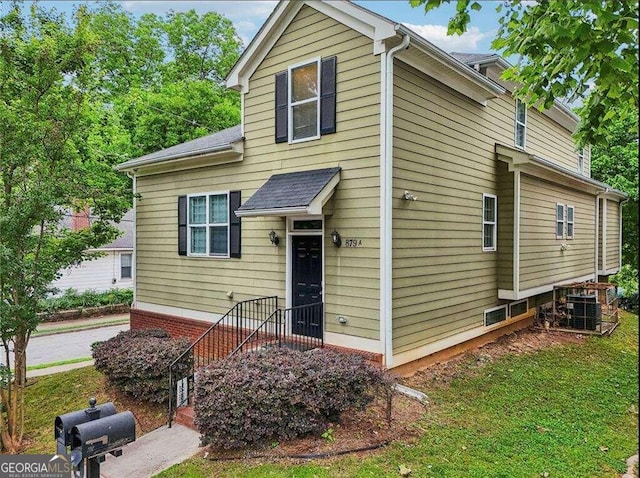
[22,366,166,454]
[158,311,639,478]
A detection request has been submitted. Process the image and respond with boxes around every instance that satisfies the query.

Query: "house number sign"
[344,238,363,247]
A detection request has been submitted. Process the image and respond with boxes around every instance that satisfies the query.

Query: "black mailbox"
[55,402,117,453]
[70,411,136,460]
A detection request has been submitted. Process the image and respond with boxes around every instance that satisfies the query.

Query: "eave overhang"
[495,144,627,200]
[115,141,244,177]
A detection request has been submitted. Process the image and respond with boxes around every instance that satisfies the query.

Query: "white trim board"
[135,302,224,324]
[498,273,595,300]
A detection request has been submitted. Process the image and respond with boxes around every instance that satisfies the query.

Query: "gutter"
[381,34,410,369]
[115,142,239,172]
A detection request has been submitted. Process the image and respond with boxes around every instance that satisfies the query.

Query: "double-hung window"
[577,148,584,174]
[483,193,497,251]
[556,203,575,239]
[289,59,320,142]
[188,193,229,257]
[515,99,527,149]
[120,253,132,279]
[556,203,565,239]
[274,56,337,144]
[566,205,574,239]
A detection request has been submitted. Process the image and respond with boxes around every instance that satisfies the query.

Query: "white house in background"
[51,209,134,295]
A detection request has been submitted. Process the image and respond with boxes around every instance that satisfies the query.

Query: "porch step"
[174,405,197,431]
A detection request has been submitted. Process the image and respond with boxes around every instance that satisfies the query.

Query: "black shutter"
[275,71,288,143]
[178,195,187,256]
[320,56,337,135]
[229,191,241,258]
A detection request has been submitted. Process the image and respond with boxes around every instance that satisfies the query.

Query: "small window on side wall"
[515,99,527,149]
[483,193,497,252]
[577,148,584,174]
[556,203,565,239]
[566,205,574,239]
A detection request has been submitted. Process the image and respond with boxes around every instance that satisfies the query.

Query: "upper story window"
[483,193,497,252]
[566,205,574,239]
[515,99,527,149]
[290,60,320,142]
[275,56,337,144]
[577,148,584,174]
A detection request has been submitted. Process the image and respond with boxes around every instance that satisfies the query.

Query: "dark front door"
[291,235,323,338]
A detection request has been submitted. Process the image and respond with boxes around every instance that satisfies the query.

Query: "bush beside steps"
[92,329,192,404]
[194,347,395,450]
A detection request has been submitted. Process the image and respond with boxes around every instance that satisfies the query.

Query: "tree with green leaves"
[409,0,639,146]
[0,4,128,452]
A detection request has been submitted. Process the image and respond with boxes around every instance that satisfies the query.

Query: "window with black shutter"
[177,191,241,258]
[275,56,337,143]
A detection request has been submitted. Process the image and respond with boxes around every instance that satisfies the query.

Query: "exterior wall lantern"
[269,230,280,246]
[331,230,342,247]
[403,190,418,201]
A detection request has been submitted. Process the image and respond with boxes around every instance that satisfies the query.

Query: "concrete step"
[174,405,197,430]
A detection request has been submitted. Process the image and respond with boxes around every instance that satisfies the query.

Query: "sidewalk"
[100,424,201,478]
[34,313,130,337]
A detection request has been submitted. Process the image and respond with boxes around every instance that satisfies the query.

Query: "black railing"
[168,296,278,427]
[231,302,324,356]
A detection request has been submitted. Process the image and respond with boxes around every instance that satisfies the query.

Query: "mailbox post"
[55,398,136,478]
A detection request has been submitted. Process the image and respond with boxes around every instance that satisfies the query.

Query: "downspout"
[594,194,599,282]
[126,172,137,307]
[381,34,410,368]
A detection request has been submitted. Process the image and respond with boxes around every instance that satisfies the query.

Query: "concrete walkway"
[100,424,201,478]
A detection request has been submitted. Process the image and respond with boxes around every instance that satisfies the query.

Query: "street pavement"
[1,315,129,371]
[27,323,129,366]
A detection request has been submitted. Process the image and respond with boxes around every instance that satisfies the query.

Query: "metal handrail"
[230,302,324,356]
[168,296,278,427]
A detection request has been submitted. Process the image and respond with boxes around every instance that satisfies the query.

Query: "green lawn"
[157,311,639,478]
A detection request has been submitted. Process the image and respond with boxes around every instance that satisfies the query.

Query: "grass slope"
[157,312,638,478]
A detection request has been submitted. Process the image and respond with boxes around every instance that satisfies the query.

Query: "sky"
[23,1,505,54]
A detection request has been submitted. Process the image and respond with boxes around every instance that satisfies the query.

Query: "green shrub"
[194,348,394,449]
[92,329,192,403]
[38,288,133,313]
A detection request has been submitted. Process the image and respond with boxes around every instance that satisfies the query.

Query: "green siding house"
[116,0,626,369]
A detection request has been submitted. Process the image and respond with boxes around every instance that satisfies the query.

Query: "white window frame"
[566,205,575,239]
[577,148,584,175]
[288,57,321,144]
[515,99,527,149]
[556,203,565,239]
[186,191,230,258]
[119,252,133,280]
[509,299,529,318]
[482,193,497,252]
[484,305,508,327]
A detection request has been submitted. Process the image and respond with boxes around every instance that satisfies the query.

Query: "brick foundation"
[130,307,383,365]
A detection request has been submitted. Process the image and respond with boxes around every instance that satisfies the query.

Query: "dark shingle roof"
[450,52,499,65]
[238,167,341,212]
[116,125,242,171]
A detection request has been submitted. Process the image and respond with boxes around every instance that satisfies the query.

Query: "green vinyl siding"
[605,199,621,271]
[519,174,595,290]
[135,5,381,341]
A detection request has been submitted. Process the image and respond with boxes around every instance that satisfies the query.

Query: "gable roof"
[236,167,341,217]
[226,0,505,104]
[116,125,243,173]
